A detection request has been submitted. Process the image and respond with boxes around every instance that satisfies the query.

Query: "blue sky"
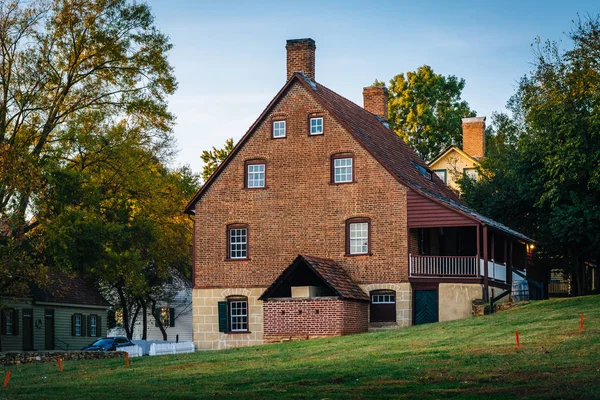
[144,0,598,174]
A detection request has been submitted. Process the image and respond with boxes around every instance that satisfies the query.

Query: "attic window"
[412,162,432,180]
[309,117,323,135]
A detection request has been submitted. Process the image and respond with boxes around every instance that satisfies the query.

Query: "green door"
[414,290,438,325]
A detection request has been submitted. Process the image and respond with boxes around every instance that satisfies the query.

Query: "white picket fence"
[149,342,195,356]
[120,344,144,357]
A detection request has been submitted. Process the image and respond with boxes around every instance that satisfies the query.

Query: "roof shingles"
[260,255,369,302]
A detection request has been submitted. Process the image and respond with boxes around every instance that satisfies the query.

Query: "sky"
[143,0,598,175]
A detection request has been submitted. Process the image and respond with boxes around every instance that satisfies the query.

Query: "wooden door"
[22,309,34,351]
[414,290,438,325]
[45,309,55,350]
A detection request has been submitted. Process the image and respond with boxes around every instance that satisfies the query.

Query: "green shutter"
[1,310,5,335]
[218,301,229,333]
[169,308,175,327]
[97,315,102,337]
[12,309,18,335]
[71,314,76,336]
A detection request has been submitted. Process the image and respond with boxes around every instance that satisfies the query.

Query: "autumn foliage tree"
[380,65,476,161]
[200,138,233,183]
[0,0,177,295]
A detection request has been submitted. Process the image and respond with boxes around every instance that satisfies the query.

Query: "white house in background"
[132,286,193,343]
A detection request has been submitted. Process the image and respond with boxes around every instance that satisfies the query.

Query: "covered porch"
[407,190,535,300]
[409,225,530,285]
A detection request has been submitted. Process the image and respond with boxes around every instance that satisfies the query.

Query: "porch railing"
[480,259,507,282]
[410,255,479,277]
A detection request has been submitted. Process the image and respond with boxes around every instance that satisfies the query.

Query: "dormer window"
[309,117,323,135]
[245,160,266,189]
[412,162,432,180]
[273,120,286,138]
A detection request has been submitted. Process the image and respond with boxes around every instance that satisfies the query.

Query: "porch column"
[483,226,489,301]
[476,225,481,277]
[505,239,512,286]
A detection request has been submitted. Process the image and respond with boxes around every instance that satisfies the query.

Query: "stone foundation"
[0,351,125,366]
[360,283,411,329]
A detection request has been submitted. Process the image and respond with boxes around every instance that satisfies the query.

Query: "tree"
[0,0,176,296]
[201,138,233,182]
[41,120,200,338]
[460,16,600,295]
[382,65,476,161]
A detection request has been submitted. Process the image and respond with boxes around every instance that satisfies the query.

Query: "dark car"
[82,336,134,351]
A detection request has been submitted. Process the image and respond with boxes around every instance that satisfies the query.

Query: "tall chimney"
[286,38,316,81]
[363,86,389,121]
[462,117,486,159]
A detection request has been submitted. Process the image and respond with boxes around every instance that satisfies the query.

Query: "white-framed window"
[247,163,265,188]
[5,310,13,335]
[75,314,82,336]
[229,300,248,332]
[229,227,248,259]
[464,167,479,180]
[310,117,323,135]
[273,120,286,138]
[349,222,369,254]
[371,294,395,304]
[433,169,447,183]
[334,157,353,183]
[90,315,97,337]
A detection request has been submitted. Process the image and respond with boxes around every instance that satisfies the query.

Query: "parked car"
[82,336,134,351]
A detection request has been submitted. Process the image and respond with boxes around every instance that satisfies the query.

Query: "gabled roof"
[30,272,109,307]
[259,255,369,302]
[184,73,532,243]
[428,145,481,168]
[184,72,458,213]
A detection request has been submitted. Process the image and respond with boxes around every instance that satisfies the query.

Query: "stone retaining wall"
[0,351,125,366]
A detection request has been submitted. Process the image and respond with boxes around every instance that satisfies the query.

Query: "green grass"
[2,296,599,399]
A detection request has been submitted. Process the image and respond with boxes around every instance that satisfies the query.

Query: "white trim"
[309,117,323,135]
[334,157,353,183]
[273,120,286,138]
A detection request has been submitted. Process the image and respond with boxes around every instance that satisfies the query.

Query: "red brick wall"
[263,298,368,340]
[194,80,409,288]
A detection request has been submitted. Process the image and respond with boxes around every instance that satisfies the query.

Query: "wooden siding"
[407,190,476,228]
[0,298,107,352]
[132,289,193,342]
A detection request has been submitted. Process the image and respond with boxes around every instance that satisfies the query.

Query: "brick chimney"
[286,38,316,81]
[462,117,486,159]
[363,86,389,121]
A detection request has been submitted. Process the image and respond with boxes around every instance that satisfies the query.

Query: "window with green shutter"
[218,301,229,333]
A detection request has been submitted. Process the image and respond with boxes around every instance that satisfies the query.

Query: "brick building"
[185,39,534,350]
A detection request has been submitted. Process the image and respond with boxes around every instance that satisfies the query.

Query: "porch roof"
[259,255,369,302]
[421,188,534,243]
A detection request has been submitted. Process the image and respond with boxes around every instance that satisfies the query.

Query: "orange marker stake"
[3,371,10,388]
[57,358,63,372]
[515,330,521,349]
[125,352,129,367]
[580,313,585,331]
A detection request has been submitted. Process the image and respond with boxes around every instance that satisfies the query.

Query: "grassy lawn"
[1,296,599,399]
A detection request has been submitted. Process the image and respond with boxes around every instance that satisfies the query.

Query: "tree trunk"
[150,298,167,341]
[141,300,147,341]
[116,286,131,339]
[127,304,141,340]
